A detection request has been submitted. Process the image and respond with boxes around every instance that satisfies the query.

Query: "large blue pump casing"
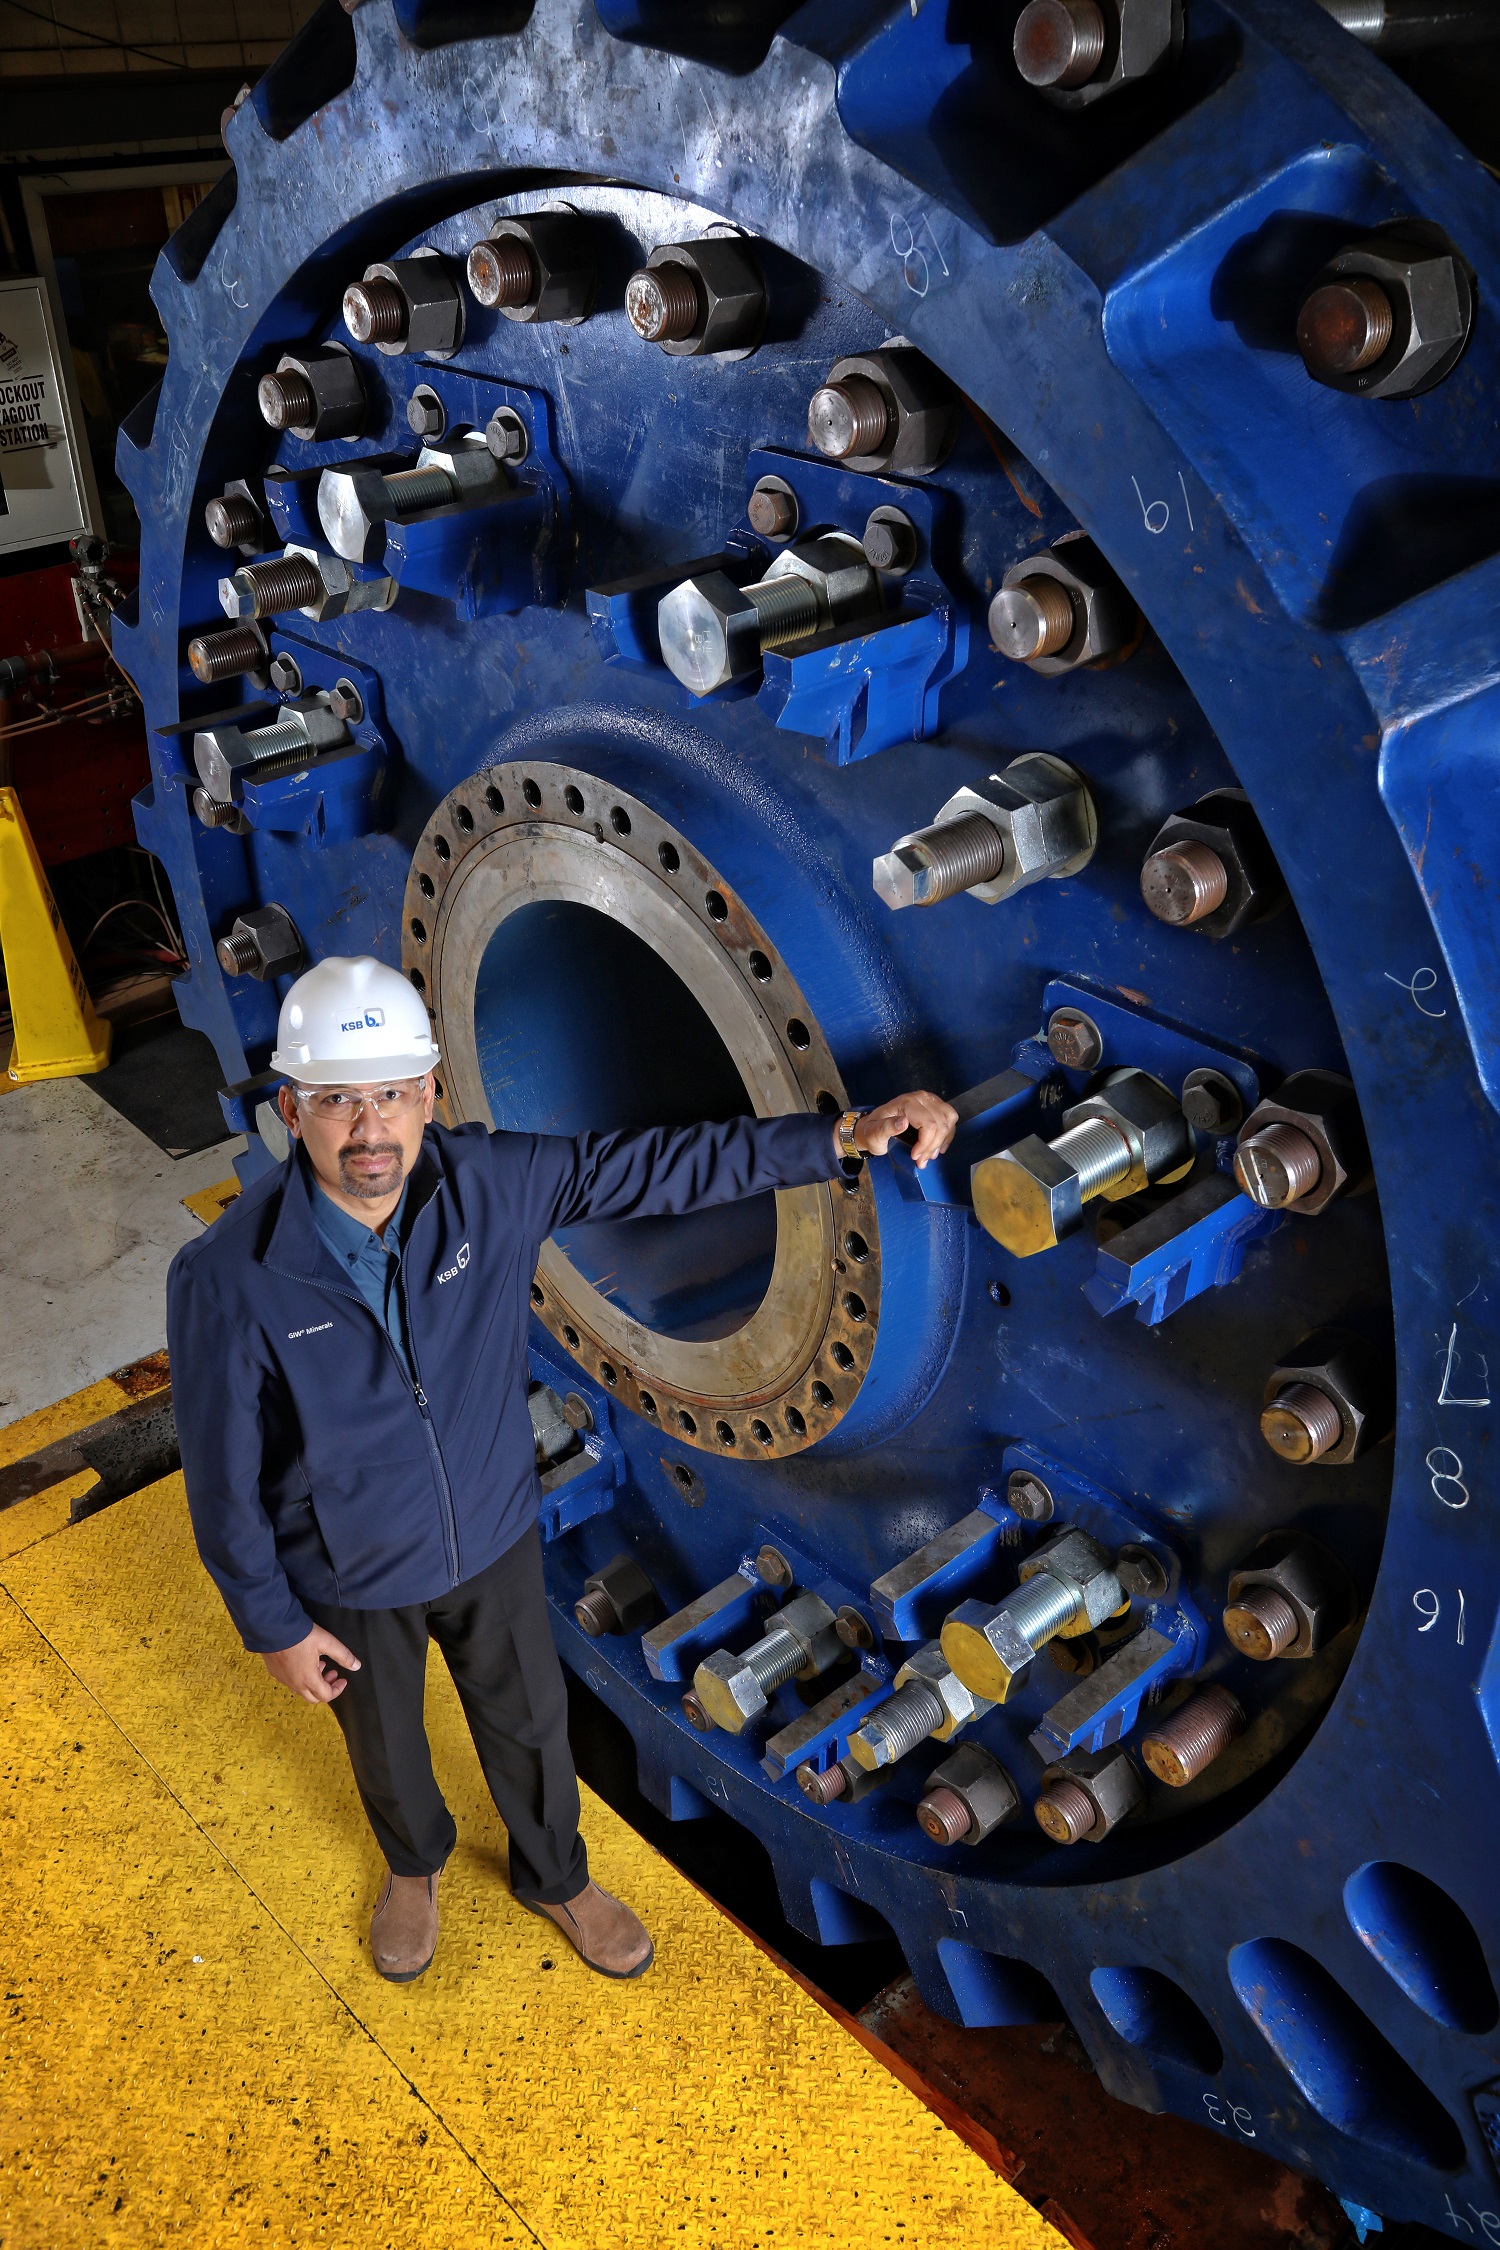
[118,0,1500,2230]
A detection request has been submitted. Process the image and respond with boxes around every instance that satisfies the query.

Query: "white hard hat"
[270,955,441,1086]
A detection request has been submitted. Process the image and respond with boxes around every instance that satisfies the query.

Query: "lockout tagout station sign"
[0,274,97,557]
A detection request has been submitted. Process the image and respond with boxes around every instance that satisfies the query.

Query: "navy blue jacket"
[167,1114,839,1652]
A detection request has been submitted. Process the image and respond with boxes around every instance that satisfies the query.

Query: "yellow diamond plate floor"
[1,1436,1067,2250]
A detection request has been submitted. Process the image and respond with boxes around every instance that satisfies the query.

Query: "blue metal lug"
[1084,1172,1283,1326]
[870,1502,1024,1643]
[1029,1608,1200,1761]
[760,1662,894,1783]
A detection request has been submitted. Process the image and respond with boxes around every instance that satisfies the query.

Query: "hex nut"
[317,466,393,565]
[215,902,304,981]
[897,1640,993,1739]
[1225,1531,1353,1659]
[1297,221,1475,401]
[205,479,269,554]
[747,474,798,541]
[1021,0,1179,108]
[484,407,529,465]
[1261,1327,1394,1467]
[640,237,766,358]
[941,1595,1040,1704]
[776,1590,843,1678]
[578,1552,658,1636]
[923,1744,1020,1844]
[1040,1747,1145,1839]
[1007,1469,1055,1522]
[269,652,303,696]
[1020,1527,1123,1636]
[358,257,464,358]
[1234,1069,1370,1218]
[472,212,597,326]
[693,1645,771,1732]
[991,535,1139,676]
[755,1544,794,1589]
[327,678,365,725]
[192,697,350,797]
[1063,1068,1194,1200]
[815,348,958,476]
[260,347,365,442]
[1141,789,1287,940]
[862,505,919,575]
[936,753,1099,906]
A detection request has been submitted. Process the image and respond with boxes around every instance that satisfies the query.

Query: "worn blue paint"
[119,0,1500,2229]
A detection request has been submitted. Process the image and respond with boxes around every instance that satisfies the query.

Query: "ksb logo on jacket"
[437,1242,471,1284]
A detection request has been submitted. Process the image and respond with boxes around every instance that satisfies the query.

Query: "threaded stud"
[380,464,459,519]
[851,1678,947,1769]
[192,787,244,830]
[1049,1112,1134,1202]
[258,369,317,432]
[625,262,701,344]
[991,575,1077,662]
[574,1585,618,1637]
[917,1786,973,1844]
[807,375,890,461]
[747,575,822,655]
[798,1761,847,1805]
[1141,840,1231,926]
[1035,1778,1097,1844]
[205,493,261,549]
[1234,1123,1323,1210]
[216,930,260,976]
[344,277,407,345]
[1261,1381,1344,1464]
[1140,1686,1246,1788]
[1298,277,1395,379]
[889,812,1008,908]
[236,555,323,620]
[468,235,537,309]
[188,624,265,684]
[1223,1585,1301,1661]
[1014,0,1108,88]
[681,1689,714,1732]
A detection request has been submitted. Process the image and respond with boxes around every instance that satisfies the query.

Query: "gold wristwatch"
[836,1109,865,1163]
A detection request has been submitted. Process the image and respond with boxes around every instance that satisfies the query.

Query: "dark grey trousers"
[305,1525,589,1901]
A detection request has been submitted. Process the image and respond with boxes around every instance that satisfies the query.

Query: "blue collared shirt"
[309,1170,416,1385]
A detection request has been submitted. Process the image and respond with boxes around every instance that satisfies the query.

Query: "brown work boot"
[369,1868,440,1982]
[522,1881,653,1978]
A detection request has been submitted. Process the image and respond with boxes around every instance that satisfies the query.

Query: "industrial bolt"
[193,696,352,799]
[809,374,891,461]
[834,1605,875,1651]
[1014,0,1107,87]
[625,238,766,357]
[467,213,596,325]
[204,489,266,551]
[1139,789,1285,939]
[747,475,798,541]
[1295,222,1474,400]
[1260,1328,1393,1467]
[657,532,882,697]
[192,786,249,834]
[344,276,407,344]
[1224,1529,1351,1660]
[1320,0,1500,49]
[1139,1685,1245,1787]
[1035,1777,1099,1842]
[1180,1067,1243,1135]
[1007,1469,1055,1523]
[692,1591,841,1733]
[469,234,537,308]
[1115,1543,1169,1600]
[187,623,267,685]
[798,1759,847,1804]
[862,506,919,575]
[1141,840,1228,925]
[344,258,464,358]
[873,754,1096,912]
[256,348,365,442]
[1046,1008,1103,1073]
[849,1642,993,1769]
[318,438,509,565]
[406,385,446,440]
[269,652,303,696]
[1233,1071,1368,1217]
[916,1744,1020,1846]
[327,678,364,725]
[990,536,1138,675]
[215,901,304,982]
[573,1552,658,1637]
[755,1544,794,1589]
[220,552,322,620]
[942,1528,1122,1701]
[805,348,957,476]
[971,1067,1192,1257]
[561,1392,594,1433]
[484,407,529,464]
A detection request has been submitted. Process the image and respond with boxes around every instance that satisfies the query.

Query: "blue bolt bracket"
[527,1343,625,1543]
[870,1498,1023,1643]
[587,536,765,671]
[912,1043,1062,1207]
[1029,1612,1200,1761]
[761,1663,894,1783]
[1042,976,1262,1118]
[1084,1171,1283,1326]
[758,600,962,768]
[384,483,554,620]
[239,741,390,846]
[263,463,335,547]
[640,1564,766,1684]
[1003,1444,1184,1607]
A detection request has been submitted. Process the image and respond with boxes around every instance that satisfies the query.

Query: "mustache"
[338,1141,403,1164]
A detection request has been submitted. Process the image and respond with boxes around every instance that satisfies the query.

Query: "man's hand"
[853,1091,959,1170]
[262,1625,361,1704]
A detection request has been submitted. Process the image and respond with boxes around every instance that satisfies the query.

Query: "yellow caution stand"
[0,786,111,1084]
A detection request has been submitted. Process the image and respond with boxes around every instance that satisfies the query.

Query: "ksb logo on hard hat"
[339,1007,386,1032]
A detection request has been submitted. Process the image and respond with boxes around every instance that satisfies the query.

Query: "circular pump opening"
[474,899,776,1340]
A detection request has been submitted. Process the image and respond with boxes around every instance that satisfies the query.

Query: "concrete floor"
[0,1074,242,1423]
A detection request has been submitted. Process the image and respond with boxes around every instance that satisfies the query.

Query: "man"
[168,954,957,1985]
